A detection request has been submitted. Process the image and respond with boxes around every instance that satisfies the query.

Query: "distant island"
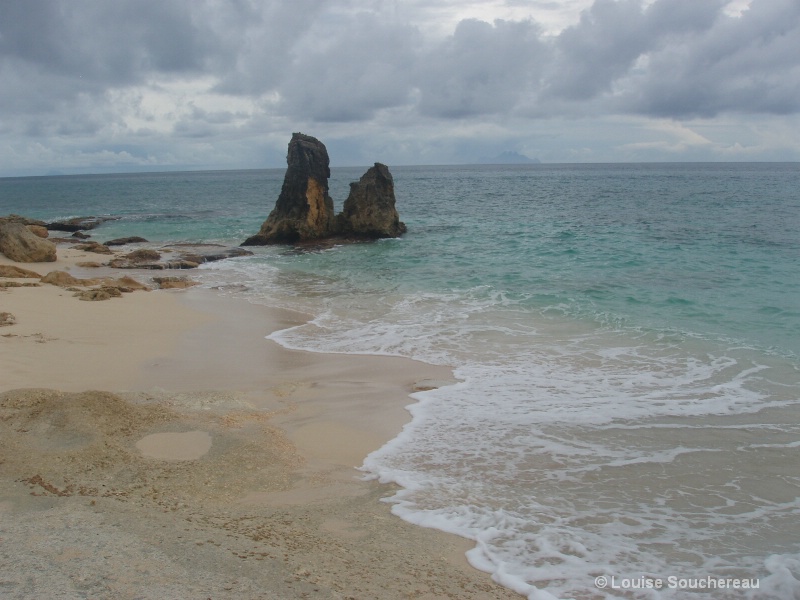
[478,151,541,165]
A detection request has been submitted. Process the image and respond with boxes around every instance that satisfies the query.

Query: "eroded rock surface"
[0,221,57,262]
[339,162,406,239]
[243,133,336,245]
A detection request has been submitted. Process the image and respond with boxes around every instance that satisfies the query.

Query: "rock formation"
[338,163,406,238]
[243,133,336,245]
[0,220,57,262]
[46,216,120,232]
[243,133,405,245]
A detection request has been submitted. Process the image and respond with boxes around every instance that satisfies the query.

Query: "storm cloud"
[0,0,798,174]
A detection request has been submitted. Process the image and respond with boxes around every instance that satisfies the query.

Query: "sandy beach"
[0,244,521,599]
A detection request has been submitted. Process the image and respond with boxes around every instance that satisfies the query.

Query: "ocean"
[2,163,799,599]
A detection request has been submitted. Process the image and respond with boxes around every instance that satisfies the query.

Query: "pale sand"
[0,245,521,599]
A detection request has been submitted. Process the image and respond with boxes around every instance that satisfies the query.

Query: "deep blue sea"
[2,163,799,599]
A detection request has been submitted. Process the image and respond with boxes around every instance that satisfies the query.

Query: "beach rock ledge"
[242,133,405,245]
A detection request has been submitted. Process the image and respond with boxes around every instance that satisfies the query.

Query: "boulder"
[0,312,15,326]
[338,163,406,238]
[0,221,57,262]
[242,133,336,245]
[125,248,162,263]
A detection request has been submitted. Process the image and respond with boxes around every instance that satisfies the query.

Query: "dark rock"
[0,221,57,262]
[71,232,91,240]
[107,244,250,270]
[242,133,336,245]
[338,163,406,238]
[163,244,253,264]
[47,216,120,232]
[105,236,149,246]
[243,134,406,246]
[73,241,113,255]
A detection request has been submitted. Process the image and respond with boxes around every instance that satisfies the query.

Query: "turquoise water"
[2,163,799,598]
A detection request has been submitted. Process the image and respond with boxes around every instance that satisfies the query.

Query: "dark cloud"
[543,0,723,103]
[0,0,211,84]
[618,0,800,117]
[277,12,420,121]
[1,0,799,173]
[416,18,545,118]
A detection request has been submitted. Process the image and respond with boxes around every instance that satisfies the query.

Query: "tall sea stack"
[243,133,405,245]
[243,133,335,245]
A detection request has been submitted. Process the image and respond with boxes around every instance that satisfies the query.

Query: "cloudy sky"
[1,0,798,175]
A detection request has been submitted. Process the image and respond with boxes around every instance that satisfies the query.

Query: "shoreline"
[0,244,522,598]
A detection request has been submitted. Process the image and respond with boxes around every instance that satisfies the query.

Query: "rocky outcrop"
[338,163,406,238]
[73,241,113,255]
[152,276,198,290]
[46,216,120,232]
[0,221,57,262]
[105,236,149,246]
[243,133,336,245]
[243,133,406,246]
[41,271,97,287]
[107,244,251,270]
[0,265,41,279]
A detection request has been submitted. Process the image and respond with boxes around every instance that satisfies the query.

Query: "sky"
[1,0,799,176]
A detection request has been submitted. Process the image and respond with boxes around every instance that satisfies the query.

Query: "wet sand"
[0,246,521,599]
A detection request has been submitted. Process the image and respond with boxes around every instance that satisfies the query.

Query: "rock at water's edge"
[338,163,406,239]
[243,133,335,245]
[243,134,407,245]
